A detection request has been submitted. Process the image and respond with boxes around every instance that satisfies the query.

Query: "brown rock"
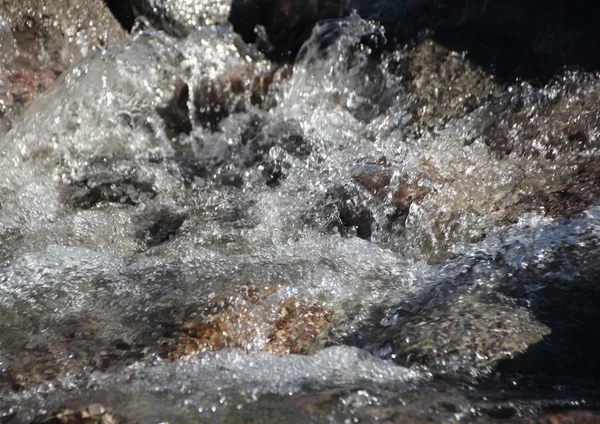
[0,0,129,113]
[169,284,333,359]
[351,163,393,197]
[33,404,130,424]
[406,39,501,133]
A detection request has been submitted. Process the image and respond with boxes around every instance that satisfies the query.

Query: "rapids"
[1,2,600,422]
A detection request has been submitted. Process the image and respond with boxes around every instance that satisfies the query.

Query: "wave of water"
[2,10,600,422]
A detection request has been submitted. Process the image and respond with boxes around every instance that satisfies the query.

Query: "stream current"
[1,9,600,423]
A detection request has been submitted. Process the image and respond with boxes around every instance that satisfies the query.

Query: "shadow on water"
[495,275,600,389]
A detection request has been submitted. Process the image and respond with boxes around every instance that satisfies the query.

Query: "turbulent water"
[1,6,600,423]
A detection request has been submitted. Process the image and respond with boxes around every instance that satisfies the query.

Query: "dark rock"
[1,0,128,71]
[229,0,351,59]
[32,404,131,424]
[62,178,156,209]
[482,73,600,161]
[60,161,156,209]
[391,179,431,219]
[350,163,393,197]
[191,63,289,130]
[495,276,600,389]
[156,81,192,140]
[135,208,188,247]
[430,1,600,82]
[466,410,600,424]
[228,0,600,83]
[319,185,375,240]
[0,67,57,115]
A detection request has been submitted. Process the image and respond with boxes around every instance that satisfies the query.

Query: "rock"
[156,80,192,140]
[482,74,600,161]
[59,160,156,209]
[350,162,393,197]
[229,0,351,59]
[104,0,233,36]
[168,284,333,359]
[320,161,434,240]
[0,0,129,69]
[478,73,600,218]
[227,0,600,82]
[373,292,550,375]
[135,207,188,247]
[0,67,56,116]
[404,39,502,132]
[33,404,130,423]
[319,184,376,240]
[0,0,129,114]
[191,61,290,130]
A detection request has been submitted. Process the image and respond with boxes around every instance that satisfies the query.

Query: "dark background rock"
[226,0,600,82]
[101,0,600,82]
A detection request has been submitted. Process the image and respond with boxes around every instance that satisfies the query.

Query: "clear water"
[1,10,600,423]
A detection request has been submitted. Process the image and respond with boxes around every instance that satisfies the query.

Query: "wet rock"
[33,404,130,424]
[319,185,375,240]
[192,63,289,130]
[494,277,600,389]
[336,161,435,237]
[1,0,128,120]
[429,1,600,82]
[61,176,156,209]
[373,292,549,375]
[0,0,128,81]
[482,74,600,161]
[350,162,393,197]
[391,179,432,220]
[0,67,57,115]
[135,207,188,247]
[156,80,192,140]
[523,162,600,218]
[473,73,600,219]
[227,0,600,82]
[250,118,310,186]
[0,307,147,390]
[104,0,233,36]
[169,284,333,359]
[59,158,157,209]
[405,39,501,132]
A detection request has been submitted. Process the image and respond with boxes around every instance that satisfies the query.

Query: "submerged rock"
[382,292,550,375]
[0,0,129,120]
[169,284,333,359]
[32,404,131,424]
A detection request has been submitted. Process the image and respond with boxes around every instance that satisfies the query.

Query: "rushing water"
[1,8,600,423]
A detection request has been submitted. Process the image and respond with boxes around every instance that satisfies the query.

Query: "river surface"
[1,5,600,423]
